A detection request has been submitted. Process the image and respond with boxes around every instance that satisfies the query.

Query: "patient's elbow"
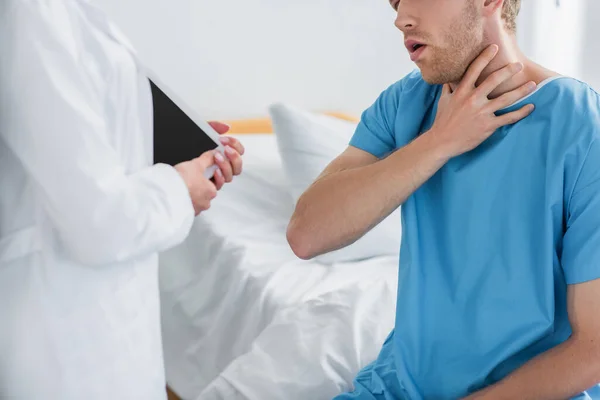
[286,218,318,260]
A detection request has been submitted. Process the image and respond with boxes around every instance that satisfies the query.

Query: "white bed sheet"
[197,261,398,400]
[159,134,399,400]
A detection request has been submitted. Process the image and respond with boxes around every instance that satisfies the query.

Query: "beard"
[419,2,486,85]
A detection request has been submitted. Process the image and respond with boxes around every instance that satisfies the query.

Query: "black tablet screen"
[151,79,218,166]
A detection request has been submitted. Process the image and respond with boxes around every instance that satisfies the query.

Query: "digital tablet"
[149,72,224,179]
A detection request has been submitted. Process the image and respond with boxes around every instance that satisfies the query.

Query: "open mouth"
[405,39,427,53]
[411,43,425,52]
[405,40,427,61]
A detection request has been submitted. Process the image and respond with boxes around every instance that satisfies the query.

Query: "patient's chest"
[401,116,565,292]
[416,110,561,230]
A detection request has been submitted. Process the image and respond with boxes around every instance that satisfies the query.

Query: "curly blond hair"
[502,0,521,32]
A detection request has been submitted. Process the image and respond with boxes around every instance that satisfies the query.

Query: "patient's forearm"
[287,130,449,259]
[464,336,600,400]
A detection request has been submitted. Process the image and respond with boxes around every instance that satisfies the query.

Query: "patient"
[287,0,600,398]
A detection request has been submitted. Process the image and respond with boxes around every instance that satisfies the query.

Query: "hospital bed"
[159,104,401,400]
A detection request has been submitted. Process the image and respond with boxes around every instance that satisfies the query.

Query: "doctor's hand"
[174,151,219,216]
[429,44,536,158]
[208,121,245,191]
[173,121,245,216]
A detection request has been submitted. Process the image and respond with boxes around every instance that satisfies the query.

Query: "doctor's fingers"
[219,136,245,156]
[224,146,243,176]
[193,150,218,172]
[213,168,226,190]
[208,121,231,135]
[194,180,218,214]
[214,151,234,183]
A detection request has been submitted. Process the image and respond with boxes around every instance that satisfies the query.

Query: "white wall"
[525,0,586,79]
[521,0,600,91]
[581,0,600,90]
[94,0,412,119]
[93,0,597,120]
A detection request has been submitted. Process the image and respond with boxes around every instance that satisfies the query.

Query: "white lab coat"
[0,1,195,398]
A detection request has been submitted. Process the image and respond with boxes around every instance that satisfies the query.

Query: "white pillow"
[268,103,401,263]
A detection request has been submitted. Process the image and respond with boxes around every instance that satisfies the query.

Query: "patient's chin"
[420,70,447,85]
[420,67,463,86]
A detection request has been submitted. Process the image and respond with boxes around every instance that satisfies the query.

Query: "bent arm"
[287,131,449,259]
[465,140,600,399]
[0,3,194,266]
[464,279,600,400]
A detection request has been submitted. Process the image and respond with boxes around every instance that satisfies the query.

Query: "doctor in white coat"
[0,0,244,399]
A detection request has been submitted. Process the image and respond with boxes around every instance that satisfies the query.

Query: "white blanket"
[159,134,398,400]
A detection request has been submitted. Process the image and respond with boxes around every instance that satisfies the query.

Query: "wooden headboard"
[223,112,359,134]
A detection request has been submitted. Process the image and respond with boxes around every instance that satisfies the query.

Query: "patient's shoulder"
[543,77,600,114]
[376,69,439,115]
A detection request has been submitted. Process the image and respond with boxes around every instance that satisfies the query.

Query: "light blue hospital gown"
[335,70,600,399]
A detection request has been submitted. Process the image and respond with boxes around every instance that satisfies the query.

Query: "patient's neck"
[451,31,558,99]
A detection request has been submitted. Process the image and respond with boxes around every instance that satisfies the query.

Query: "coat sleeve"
[0,2,195,266]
